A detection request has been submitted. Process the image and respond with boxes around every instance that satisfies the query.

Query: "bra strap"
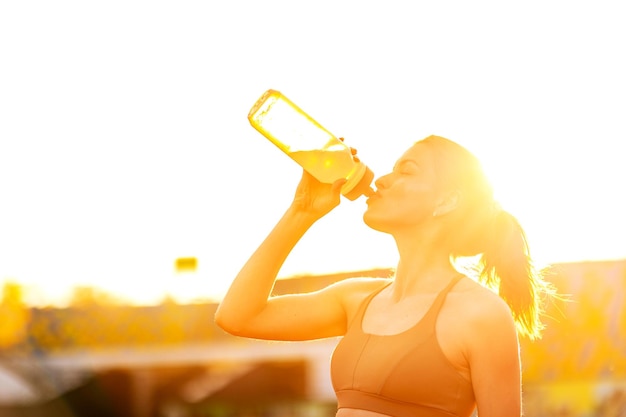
[423,274,464,329]
[349,280,392,330]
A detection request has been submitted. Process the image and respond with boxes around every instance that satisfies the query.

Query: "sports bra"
[330,275,476,417]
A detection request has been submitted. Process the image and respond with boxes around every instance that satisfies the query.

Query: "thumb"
[331,178,347,194]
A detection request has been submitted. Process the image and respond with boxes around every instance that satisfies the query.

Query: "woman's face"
[363,142,443,234]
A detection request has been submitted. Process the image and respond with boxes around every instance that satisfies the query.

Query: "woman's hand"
[290,138,357,218]
[290,170,346,218]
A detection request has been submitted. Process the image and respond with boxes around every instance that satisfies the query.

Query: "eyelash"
[399,167,418,175]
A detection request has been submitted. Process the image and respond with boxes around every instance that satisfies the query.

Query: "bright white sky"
[1,2,625,306]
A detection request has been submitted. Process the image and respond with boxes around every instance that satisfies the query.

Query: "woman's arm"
[469,297,522,417]
[214,171,355,341]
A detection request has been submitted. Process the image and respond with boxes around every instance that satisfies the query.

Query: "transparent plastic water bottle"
[248,89,375,200]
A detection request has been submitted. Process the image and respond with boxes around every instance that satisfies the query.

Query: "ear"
[432,190,461,217]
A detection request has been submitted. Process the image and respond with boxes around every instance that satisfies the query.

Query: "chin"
[363,210,391,233]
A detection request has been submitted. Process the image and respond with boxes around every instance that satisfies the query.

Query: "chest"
[357,292,472,380]
[360,293,440,335]
[331,306,475,411]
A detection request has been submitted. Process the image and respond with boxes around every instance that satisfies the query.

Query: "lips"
[366,192,381,204]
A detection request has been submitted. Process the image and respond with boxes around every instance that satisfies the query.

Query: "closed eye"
[395,160,421,175]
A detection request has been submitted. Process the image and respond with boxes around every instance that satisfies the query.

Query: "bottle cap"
[343,166,375,201]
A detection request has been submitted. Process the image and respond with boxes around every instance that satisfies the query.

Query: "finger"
[349,147,360,163]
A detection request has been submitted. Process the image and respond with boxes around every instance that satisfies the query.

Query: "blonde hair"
[420,135,554,339]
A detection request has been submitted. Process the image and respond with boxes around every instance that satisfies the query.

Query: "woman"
[215,135,552,417]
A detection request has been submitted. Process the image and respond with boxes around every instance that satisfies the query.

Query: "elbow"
[214,307,246,337]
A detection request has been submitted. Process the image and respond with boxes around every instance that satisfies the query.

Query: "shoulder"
[438,276,519,378]
[453,277,516,333]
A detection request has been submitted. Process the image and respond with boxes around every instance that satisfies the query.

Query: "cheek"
[393,184,438,218]
[363,179,439,228]
[363,195,433,231]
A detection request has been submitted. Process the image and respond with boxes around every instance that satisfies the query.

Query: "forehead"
[395,142,435,168]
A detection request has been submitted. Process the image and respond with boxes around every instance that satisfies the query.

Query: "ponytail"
[478,209,552,340]
[420,134,554,339]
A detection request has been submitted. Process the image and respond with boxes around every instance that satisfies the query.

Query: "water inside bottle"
[288,149,357,184]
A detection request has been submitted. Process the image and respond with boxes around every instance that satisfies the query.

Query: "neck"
[391,227,458,298]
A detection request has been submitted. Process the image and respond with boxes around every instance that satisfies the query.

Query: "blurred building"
[0,269,390,417]
[0,261,625,417]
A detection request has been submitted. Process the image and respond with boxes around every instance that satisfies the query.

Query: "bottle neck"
[342,163,375,200]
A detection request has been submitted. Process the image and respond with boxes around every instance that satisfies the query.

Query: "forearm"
[214,206,319,332]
